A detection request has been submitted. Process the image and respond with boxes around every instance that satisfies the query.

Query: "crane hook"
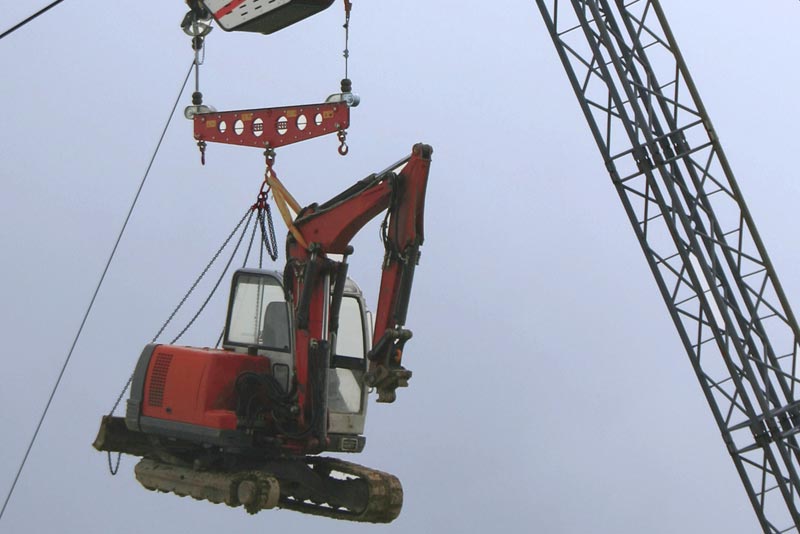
[197,139,207,165]
[337,129,349,156]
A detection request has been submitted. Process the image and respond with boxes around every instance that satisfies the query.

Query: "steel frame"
[534,0,800,531]
[194,102,349,150]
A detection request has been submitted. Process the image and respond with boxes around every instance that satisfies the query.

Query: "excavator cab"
[222,270,295,391]
[199,0,335,34]
[222,268,370,441]
[123,267,370,455]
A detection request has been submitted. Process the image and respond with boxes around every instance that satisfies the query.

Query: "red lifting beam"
[194,102,350,150]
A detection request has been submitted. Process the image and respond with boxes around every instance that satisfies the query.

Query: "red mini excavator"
[94,144,432,522]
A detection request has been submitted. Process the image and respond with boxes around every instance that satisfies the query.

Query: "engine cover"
[126,344,270,446]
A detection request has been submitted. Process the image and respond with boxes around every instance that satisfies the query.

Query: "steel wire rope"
[0,0,65,41]
[213,202,278,350]
[0,60,194,522]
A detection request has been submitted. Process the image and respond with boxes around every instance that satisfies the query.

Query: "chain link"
[108,164,286,424]
[168,209,256,345]
[259,204,279,262]
[107,451,121,475]
[105,149,285,476]
[153,208,254,344]
[257,149,283,262]
[107,207,255,420]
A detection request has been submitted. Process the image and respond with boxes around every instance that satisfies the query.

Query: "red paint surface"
[141,345,270,431]
[214,0,247,20]
[194,103,349,150]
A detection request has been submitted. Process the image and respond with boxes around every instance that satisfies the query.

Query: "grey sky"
[1,1,798,532]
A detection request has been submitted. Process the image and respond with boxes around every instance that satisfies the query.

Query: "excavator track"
[133,455,402,523]
[278,457,402,523]
[135,459,281,513]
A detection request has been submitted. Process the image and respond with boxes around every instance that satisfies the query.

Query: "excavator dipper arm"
[286,143,432,407]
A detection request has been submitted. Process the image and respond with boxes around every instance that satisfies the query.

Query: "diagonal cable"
[0,60,194,522]
[0,0,66,41]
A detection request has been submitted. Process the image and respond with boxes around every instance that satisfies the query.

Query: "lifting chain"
[254,148,281,262]
[105,205,256,476]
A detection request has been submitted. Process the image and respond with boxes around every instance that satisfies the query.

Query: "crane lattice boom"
[535,1,800,531]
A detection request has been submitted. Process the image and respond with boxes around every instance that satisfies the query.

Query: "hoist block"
[194,102,350,151]
[201,0,335,34]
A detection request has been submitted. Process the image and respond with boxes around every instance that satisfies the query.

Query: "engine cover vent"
[148,353,173,408]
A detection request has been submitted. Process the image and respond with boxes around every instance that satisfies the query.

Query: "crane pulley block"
[194,101,349,151]
[199,0,335,34]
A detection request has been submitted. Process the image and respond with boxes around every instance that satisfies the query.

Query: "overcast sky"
[1,1,799,533]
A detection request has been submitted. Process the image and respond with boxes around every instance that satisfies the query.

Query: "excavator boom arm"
[287,143,432,407]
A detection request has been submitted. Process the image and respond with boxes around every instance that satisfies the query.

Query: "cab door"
[327,289,369,436]
[223,269,294,393]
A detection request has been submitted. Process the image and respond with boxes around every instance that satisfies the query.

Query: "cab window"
[328,296,366,414]
[226,273,290,351]
[336,296,365,358]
